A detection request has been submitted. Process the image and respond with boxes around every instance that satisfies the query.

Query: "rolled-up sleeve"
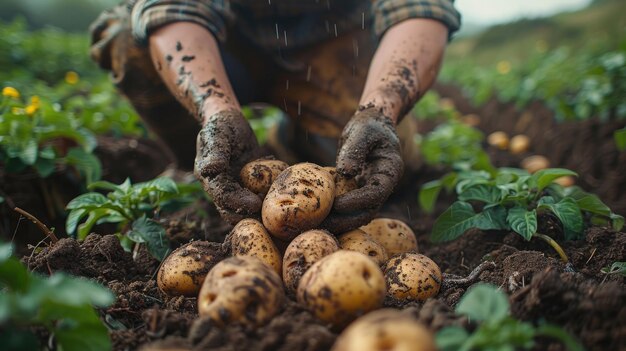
[372,0,461,40]
[131,0,233,44]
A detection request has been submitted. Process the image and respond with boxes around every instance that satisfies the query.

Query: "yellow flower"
[65,71,80,85]
[25,104,38,115]
[496,60,511,75]
[30,95,41,107]
[2,86,20,99]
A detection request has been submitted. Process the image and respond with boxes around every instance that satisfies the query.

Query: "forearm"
[148,22,239,124]
[359,18,448,124]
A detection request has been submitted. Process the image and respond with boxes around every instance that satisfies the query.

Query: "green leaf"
[33,156,56,177]
[64,148,102,184]
[431,202,507,243]
[456,283,510,322]
[54,308,112,351]
[128,217,170,261]
[459,184,501,204]
[574,194,611,216]
[536,324,584,351]
[436,326,470,351]
[19,139,38,165]
[531,168,578,192]
[419,180,442,213]
[88,180,121,192]
[0,256,31,292]
[38,273,114,308]
[66,193,107,210]
[539,197,584,240]
[614,127,626,151]
[77,209,110,240]
[610,213,624,231]
[65,209,86,236]
[601,261,626,276]
[506,207,537,241]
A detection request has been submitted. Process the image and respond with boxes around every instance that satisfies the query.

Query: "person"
[90,0,461,233]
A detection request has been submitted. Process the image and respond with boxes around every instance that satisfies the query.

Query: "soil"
[10,89,626,351]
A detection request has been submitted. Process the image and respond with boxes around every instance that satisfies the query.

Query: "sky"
[455,0,592,25]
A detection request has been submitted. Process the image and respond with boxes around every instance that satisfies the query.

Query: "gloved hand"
[322,106,404,233]
[195,109,263,224]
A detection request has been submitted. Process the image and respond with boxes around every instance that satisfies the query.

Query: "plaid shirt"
[131,0,460,50]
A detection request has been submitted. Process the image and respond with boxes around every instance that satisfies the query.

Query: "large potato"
[157,241,225,297]
[521,155,550,174]
[487,131,509,150]
[262,163,335,241]
[360,218,417,257]
[240,159,289,196]
[323,167,358,196]
[331,309,436,351]
[297,250,386,328]
[198,256,285,328]
[338,229,388,266]
[282,229,339,294]
[384,253,441,302]
[225,218,282,276]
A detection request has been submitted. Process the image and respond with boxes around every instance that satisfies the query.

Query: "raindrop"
[353,39,359,58]
[362,12,365,29]
[306,65,312,82]
[334,24,338,37]
[284,30,288,46]
[283,98,288,112]
[275,23,279,39]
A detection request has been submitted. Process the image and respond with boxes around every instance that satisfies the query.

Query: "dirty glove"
[195,110,263,224]
[321,106,404,233]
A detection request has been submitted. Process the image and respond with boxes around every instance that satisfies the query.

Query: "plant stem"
[533,233,568,263]
[13,207,59,243]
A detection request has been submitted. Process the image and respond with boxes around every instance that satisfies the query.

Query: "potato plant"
[0,241,114,350]
[65,177,202,260]
[436,284,583,351]
[427,167,624,261]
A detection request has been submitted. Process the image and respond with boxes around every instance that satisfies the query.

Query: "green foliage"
[0,92,101,181]
[601,261,626,276]
[436,284,584,351]
[615,127,626,151]
[0,241,114,351]
[412,91,460,121]
[430,167,624,243]
[242,105,283,145]
[441,42,626,122]
[66,177,202,260]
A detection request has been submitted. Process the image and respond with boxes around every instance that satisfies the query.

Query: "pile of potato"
[157,160,442,349]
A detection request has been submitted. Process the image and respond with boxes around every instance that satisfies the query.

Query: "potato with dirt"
[240,159,289,196]
[360,218,417,257]
[157,241,225,297]
[384,253,442,301]
[323,167,358,196]
[337,229,388,266]
[521,155,550,173]
[198,256,285,328]
[509,134,531,154]
[224,218,282,276]
[487,131,509,150]
[331,309,436,351]
[297,250,386,328]
[282,229,339,294]
[262,163,335,241]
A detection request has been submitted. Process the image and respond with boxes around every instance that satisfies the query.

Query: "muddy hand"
[195,110,263,224]
[322,107,403,233]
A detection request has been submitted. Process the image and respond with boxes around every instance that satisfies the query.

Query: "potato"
[521,155,550,174]
[323,167,358,196]
[297,250,386,328]
[331,309,436,351]
[283,229,339,294]
[487,131,509,150]
[384,253,441,302]
[554,175,575,187]
[509,134,530,154]
[157,241,225,297]
[240,159,289,196]
[360,218,417,257]
[460,114,480,127]
[225,218,282,276]
[338,229,388,266]
[262,163,335,241]
[198,256,285,328]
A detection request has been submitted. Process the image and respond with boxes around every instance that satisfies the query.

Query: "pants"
[89,2,421,171]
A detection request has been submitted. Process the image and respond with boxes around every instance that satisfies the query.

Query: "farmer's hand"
[321,106,404,233]
[195,109,263,224]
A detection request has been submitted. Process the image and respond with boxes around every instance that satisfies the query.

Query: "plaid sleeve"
[372,0,461,40]
[131,0,233,44]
